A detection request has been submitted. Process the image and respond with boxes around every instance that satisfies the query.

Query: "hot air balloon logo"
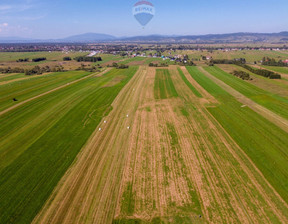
[133,1,155,27]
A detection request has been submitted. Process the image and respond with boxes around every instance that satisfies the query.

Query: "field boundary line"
[0,73,51,86]
[0,68,111,117]
[198,66,288,133]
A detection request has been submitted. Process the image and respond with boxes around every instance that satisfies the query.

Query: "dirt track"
[0,69,110,117]
[198,66,288,133]
[33,66,288,223]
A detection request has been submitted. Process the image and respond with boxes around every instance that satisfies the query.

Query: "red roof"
[134,1,154,7]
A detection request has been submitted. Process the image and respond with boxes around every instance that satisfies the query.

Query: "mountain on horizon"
[0,32,288,44]
[60,33,116,42]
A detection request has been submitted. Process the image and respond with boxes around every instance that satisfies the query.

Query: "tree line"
[25,65,65,75]
[231,70,251,80]
[0,65,65,75]
[32,57,47,62]
[149,62,168,67]
[74,56,102,62]
[108,62,129,69]
[261,57,288,67]
[16,58,29,62]
[210,58,281,79]
[238,64,281,79]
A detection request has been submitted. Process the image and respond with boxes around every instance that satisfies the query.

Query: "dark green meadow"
[154,69,178,99]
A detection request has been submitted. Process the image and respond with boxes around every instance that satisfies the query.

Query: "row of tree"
[25,65,65,75]
[74,56,102,62]
[32,57,47,62]
[16,58,29,62]
[231,70,251,80]
[108,62,129,69]
[261,57,288,67]
[76,64,101,72]
[0,67,25,73]
[238,64,281,79]
[148,62,168,67]
[210,58,246,65]
[63,57,72,61]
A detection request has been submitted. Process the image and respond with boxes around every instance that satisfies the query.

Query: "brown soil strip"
[198,66,288,133]
[0,69,110,117]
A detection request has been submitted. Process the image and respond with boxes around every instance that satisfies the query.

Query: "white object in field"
[99,128,102,131]
[127,126,130,130]
[104,120,107,123]
[126,114,129,118]
[241,105,247,108]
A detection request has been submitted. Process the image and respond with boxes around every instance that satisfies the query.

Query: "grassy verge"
[186,66,288,204]
[0,67,138,224]
[154,69,178,99]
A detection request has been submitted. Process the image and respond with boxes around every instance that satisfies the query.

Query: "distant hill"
[0,32,288,44]
[0,36,36,43]
[59,33,116,42]
[120,32,288,44]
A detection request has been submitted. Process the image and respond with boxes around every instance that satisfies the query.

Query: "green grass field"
[0,71,92,112]
[204,66,288,119]
[0,67,138,224]
[0,73,25,82]
[154,69,178,99]
[187,66,288,204]
[262,65,288,74]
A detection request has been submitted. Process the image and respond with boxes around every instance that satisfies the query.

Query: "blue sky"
[0,0,287,38]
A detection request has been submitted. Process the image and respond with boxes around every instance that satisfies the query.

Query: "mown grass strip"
[0,71,91,112]
[262,65,288,75]
[0,73,25,82]
[154,69,178,99]
[0,67,138,224]
[177,67,202,98]
[187,66,288,204]
[204,66,288,119]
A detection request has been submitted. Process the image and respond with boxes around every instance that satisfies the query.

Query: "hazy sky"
[0,0,287,38]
